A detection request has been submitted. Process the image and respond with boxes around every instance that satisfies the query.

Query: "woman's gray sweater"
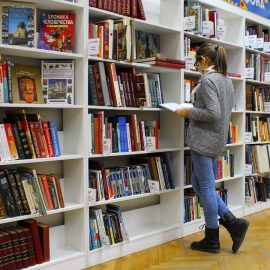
[186,72,235,157]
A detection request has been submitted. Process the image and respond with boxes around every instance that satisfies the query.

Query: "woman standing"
[177,43,249,254]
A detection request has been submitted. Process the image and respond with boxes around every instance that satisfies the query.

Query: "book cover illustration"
[135,30,160,60]
[42,60,74,104]
[1,2,36,47]
[38,12,75,53]
[11,65,44,104]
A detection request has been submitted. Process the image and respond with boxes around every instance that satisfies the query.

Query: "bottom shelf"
[88,222,180,267]
[244,200,270,216]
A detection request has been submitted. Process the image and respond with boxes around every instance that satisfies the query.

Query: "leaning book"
[0,2,36,47]
[42,60,74,104]
[160,103,193,112]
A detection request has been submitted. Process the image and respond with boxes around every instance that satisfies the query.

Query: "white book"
[126,123,132,152]
[0,124,11,161]
[0,64,4,103]
[160,102,193,112]
[155,157,166,190]
[88,114,93,155]
[21,179,37,214]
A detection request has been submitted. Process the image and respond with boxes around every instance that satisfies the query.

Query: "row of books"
[0,168,64,219]
[184,189,228,223]
[246,85,270,112]
[89,204,128,251]
[184,2,225,40]
[89,154,175,202]
[246,145,270,174]
[246,115,270,143]
[184,192,202,223]
[246,53,270,82]
[184,150,235,185]
[245,176,270,204]
[228,122,239,144]
[0,59,74,105]
[0,110,61,162]
[88,62,163,108]
[0,219,49,269]
[245,25,270,51]
[89,0,146,20]
[88,112,158,155]
[0,2,75,53]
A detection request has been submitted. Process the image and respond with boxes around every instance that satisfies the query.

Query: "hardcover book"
[38,12,75,53]
[41,60,74,104]
[11,65,44,104]
[0,2,36,47]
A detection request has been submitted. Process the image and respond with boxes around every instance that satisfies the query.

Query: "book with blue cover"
[0,2,36,47]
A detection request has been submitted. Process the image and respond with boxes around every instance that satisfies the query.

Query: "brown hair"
[196,43,227,76]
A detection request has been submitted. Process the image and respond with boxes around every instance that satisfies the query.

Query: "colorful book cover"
[38,12,75,53]
[41,60,74,104]
[11,64,44,104]
[0,2,36,47]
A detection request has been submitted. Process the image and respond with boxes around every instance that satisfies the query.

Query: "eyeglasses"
[194,56,201,69]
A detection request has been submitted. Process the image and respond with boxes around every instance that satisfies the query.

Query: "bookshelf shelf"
[246,79,270,86]
[0,155,84,166]
[89,6,126,20]
[246,111,270,115]
[88,105,163,111]
[184,175,244,190]
[0,104,84,109]
[184,31,243,50]
[246,141,270,145]
[226,143,243,147]
[246,47,270,58]
[127,223,180,242]
[89,188,181,207]
[13,0,84,10]
[184,70,243,81]
[88,148,181,158]
[0,44,83,60]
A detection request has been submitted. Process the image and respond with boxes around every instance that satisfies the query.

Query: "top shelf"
[89,7,181,35]
[8,0,84,10]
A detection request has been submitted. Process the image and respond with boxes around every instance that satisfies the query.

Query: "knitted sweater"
[186,72,235,157]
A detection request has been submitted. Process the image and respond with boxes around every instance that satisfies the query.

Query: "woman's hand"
[176,107,192,117]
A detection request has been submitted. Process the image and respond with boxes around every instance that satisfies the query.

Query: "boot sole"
[233,220,250,253]
[191,246,221,254]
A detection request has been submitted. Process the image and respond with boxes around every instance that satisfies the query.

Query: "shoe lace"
[199,224,205,231]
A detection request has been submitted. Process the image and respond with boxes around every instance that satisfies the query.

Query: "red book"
[13,227,30,268]
[153,61,186,69]
[102,0,108,10]
[93,117,100,154]
[89,0,97,7]
[131,0,137,18]
[92,64,105,106]
[126,0,131,16]
[117,0,122,14]
[34,122,47,158]
[42,122,55,157]
[137,0,146,20]
[3,124,18,160]
[49,175,65,208]
[98,21,110,59]
[0,231,16,270]
[28,122,41,158]
[40,175,54,211]
[107,0,113,11]
[209,11,217,38]
[18,220,44,264]
[122,0,127,15]
[37,223,50,262]
[3,229,24,270]
[97,0,102,9]
[19,227,36,267]
[112,0,117,13]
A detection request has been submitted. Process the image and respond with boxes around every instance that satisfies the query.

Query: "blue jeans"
[191,150,229,229]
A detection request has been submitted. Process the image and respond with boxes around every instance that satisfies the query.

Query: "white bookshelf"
[2,0,270,269]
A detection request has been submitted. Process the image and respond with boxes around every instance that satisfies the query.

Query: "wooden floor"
[87,209,270,270]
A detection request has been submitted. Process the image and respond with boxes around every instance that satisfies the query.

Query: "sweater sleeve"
[189,77,221,122]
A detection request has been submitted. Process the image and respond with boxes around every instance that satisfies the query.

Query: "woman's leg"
[191,150,218,229]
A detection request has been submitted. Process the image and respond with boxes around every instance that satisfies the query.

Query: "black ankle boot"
[191,227,220,253]
[219,211,249,253]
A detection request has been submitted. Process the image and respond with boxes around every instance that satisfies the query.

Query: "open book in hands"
[160,103,194,112]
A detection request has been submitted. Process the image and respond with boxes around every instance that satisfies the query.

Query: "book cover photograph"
[11,65,44,104]
[42,60,74,104]
[38,12,75,53]
[0,2,36,47]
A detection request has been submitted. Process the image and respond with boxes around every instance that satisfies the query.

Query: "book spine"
[21,117,36,159]
[16,229,30,268]
[5,233,17,270]
[9,231,24,270]
[49,121,61,157]
[137,0,146,20]
[16,120,32,159]
[49,185,59,209]
[38,224,50,262]
[40,175,54,211]
[0,124,11,161]
[42,121,54,157]
[92,64,105,106]
[0,192,7,219]
[4,124,18,160]
[1,63,9,103]
[131,0,137,17]
[112,0,117,13]
[21,179,37,214]
[12,172,31,215]
[0,64,4,103]
[10,123,25,160]
[53,176,65,208]
[5,59,12,103]
[28,122,41,158]
[22,228,37,266]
